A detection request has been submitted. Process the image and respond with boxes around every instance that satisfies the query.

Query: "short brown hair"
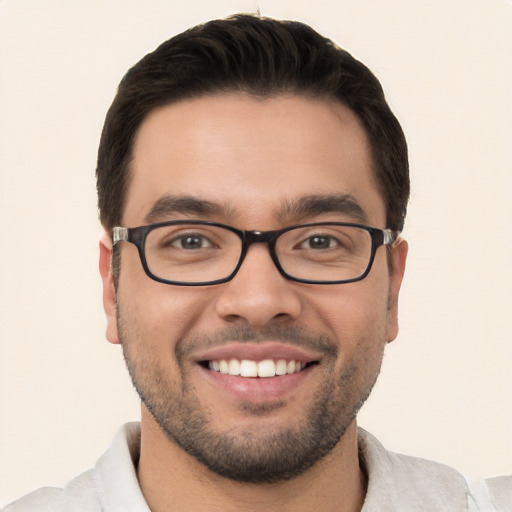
[97,14,409,232]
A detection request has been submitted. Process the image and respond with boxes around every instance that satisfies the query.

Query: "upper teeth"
[209,359,306,378]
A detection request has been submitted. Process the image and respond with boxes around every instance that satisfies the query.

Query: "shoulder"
[483,475,512,511]
[358,428,512,511]
[3,469,101,512]
[4,422,147,512]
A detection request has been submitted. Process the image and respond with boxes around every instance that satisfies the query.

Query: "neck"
[137,411,366,512]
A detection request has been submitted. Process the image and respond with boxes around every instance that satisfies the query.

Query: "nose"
[215,243,303,327]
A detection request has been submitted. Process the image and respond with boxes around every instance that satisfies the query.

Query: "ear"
[99,231,120,345]
[387,238,408,343]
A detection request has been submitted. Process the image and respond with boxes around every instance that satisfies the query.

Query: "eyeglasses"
[112,220,399,286]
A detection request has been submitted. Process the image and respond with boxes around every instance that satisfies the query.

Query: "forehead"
[124,93,385,227]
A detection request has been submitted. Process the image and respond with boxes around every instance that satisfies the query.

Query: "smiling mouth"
[202,359,318,378]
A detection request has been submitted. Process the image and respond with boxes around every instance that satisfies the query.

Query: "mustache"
[176,324,338,361]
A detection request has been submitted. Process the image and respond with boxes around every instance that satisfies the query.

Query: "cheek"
[305,277,390,365]
[311,279,390,333]
[121,289,214,342]
[117,258,218,354]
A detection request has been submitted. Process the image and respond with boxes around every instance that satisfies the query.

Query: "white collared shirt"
[5,422,511,511]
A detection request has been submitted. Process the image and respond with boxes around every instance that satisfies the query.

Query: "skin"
[99,93,408,512]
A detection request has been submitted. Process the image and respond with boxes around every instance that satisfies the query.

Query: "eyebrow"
[144,193,367,225]
[277,194,368,224]
[144,195,233,223]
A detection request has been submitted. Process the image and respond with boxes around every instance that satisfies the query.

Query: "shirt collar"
[358,427,469,511]
[94,422,151,512]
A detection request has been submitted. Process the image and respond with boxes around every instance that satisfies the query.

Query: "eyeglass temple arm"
[112,227,129,245]
[383,229,401,247]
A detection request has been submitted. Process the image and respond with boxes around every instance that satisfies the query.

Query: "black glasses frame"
[112,220,399,286]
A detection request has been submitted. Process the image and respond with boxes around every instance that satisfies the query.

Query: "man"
[5,14,510,512]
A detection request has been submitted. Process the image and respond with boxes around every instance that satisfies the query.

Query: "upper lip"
[193,342,321,364]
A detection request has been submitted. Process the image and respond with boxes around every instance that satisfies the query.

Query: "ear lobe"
[387,238,408,343]
[99,232,120,345]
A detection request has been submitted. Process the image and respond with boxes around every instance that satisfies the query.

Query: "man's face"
[100,93,407,483]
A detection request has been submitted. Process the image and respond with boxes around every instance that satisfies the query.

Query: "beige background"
[1,0,511,505]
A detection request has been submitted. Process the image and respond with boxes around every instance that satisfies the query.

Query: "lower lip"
[199,364,315,402]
